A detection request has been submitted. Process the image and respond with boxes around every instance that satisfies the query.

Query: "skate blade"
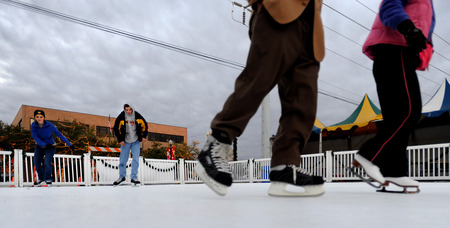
[268,182,325,197]
[346,166,385,189]
[195,163,228,196]
[380,180,420,194]
[376,186,420,194]
[132,183,141,187]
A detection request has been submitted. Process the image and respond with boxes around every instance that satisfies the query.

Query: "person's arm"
[380,0,427,53]
[379,0,410,29]
[51,124,72,146]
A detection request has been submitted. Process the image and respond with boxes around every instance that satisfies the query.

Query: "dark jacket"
[113,111,148,143]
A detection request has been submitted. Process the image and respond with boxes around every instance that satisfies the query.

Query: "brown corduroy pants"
[211,5,320,167]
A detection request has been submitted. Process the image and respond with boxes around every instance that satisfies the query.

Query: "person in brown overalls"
[196,0,326,196]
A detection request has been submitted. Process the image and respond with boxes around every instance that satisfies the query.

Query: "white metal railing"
[0,151,13,186]
[2,143,449,187]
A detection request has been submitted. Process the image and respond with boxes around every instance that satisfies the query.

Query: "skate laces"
[115,177,124,183]
[210,140,232,174]
[289,165,312,183]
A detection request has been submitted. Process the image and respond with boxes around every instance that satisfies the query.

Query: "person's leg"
[34,146,45,182]
[358,45,421,177]
[211,6,305,141]
[130,140,141,180]
[271,58,319,167]
[43,146,56,182]
[119,142,132,178]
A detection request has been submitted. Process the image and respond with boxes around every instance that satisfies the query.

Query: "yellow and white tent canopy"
[325,94,382,131]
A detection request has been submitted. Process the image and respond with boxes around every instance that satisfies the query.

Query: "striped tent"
[312,118,326,134]
[422,79,450,117]
[324,94,382,132]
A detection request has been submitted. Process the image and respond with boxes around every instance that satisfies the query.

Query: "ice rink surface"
[1,182,450,228]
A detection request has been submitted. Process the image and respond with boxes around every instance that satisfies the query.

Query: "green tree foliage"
[53,120,119,156]
[141,141,166,159]
[0,120,34,151]
[174,141,200,160]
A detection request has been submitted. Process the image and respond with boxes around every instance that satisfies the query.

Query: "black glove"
[69,145,75,151]
[397,19,427,53]
[45,144,54,149]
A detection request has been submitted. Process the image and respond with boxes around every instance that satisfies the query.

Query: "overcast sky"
[1,0,449,160]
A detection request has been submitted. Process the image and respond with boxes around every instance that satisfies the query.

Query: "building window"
[148,132,184,143]
[96,126,112,136]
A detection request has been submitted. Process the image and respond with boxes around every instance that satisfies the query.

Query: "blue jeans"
[119,140,141,179]
[34,145,56,182]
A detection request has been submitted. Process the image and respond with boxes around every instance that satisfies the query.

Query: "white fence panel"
[141,158,180,184]
[184,160,201,183]
[408,143,450,180]
[252,158,271,183]
[2,143,450,187]
[0,151,13,187]
[21,153,84,187]
[91,156,124,185]
[229,160,250,182]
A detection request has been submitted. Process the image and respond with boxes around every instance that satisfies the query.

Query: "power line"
[0,0,246,71]
[351,0,450,69]
[324,0,446,89]
[2,0,366,107]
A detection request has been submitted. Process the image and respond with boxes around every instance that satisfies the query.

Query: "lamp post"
[168,140,173,160]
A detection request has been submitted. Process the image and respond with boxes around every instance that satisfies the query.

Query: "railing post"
[139,156,144,186]
[179,159,185,185]
[248,159,254,183]
[84,152,92,186]
[14,149,23,187]
[326,150,333,183]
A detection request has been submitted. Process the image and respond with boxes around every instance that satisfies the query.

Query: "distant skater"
[353,0,435,193]
[31,110,74,186]
[195,0,326,196]
[112,103,148,187]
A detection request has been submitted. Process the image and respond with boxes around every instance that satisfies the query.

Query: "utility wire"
[2,0,366,106]
[0,0,246,70]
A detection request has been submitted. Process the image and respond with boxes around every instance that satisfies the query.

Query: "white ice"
[1,182,450,228]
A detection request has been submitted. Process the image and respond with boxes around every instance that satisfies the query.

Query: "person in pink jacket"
[353,0,435,193]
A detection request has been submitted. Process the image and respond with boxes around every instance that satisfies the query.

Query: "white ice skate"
[377,177,420,194]
[352,154,387,187]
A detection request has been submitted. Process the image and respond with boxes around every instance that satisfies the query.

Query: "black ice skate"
[113,177,126,187]
[268,165,325,197]
[131,179,141,187]
[33,180,44,187]
[195,135,232,196]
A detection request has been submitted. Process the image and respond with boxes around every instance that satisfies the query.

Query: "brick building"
[12,105,187,150]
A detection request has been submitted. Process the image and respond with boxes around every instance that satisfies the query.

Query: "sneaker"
[42,181,52,187]
[195,135,232,196]
[268,165,325,197]
[113,177,126,187]
[131,179,141,187]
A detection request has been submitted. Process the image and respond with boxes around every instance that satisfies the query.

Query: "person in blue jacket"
[31,110,74,186]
